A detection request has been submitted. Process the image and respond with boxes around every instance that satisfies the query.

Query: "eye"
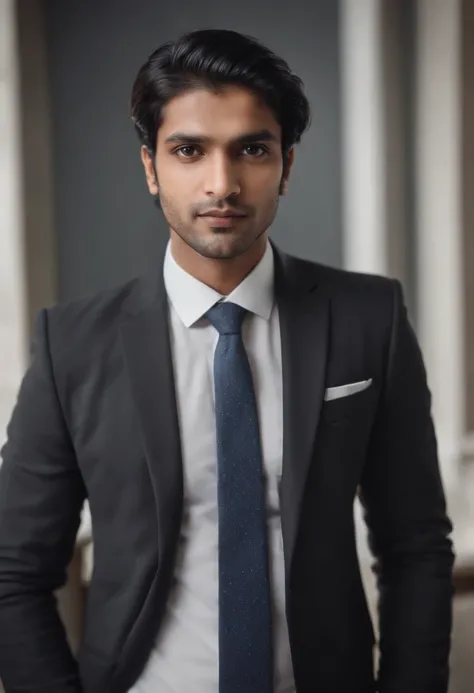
[242,144,268,157]
[175,145,200,158]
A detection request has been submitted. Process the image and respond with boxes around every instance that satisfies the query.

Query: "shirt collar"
[163,240,275,328]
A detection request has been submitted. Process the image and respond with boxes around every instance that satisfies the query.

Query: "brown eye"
[176,146,199,158]
[242,144,267,157]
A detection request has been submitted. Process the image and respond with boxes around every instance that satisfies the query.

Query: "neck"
[169,232,268,295]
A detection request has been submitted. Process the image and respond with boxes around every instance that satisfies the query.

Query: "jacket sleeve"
[360,280,455,693]
[0,309,85,693]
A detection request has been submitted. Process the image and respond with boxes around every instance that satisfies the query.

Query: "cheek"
[160,166,202,200]
[244,167,281,198]
[158,164,195,195]
[156,152,195,183]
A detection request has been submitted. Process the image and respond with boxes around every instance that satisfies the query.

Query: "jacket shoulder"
[44,276,144,333]
[285,254,404,348]
[291,253,401,303]
[38,276,151,373]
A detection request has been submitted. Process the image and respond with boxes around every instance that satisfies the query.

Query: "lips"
[198,213,246,227]
[199,213,246,218]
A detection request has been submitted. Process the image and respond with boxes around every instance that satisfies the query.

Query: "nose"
[203,152,241,199]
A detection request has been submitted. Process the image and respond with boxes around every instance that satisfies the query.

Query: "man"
[0,28,454,693]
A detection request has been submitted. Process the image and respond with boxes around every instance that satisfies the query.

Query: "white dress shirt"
[129,240,296,693]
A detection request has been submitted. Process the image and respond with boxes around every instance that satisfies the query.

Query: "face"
[141,85,294,260]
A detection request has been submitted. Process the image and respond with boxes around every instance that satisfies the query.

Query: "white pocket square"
[324,378,373,402]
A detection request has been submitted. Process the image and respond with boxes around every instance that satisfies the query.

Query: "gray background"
[43,0,342,301]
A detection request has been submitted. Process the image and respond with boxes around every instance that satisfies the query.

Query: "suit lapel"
[274,247,329,583]
[120,272,183,567]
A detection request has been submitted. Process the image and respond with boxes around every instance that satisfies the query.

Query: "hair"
[130,29,311,163]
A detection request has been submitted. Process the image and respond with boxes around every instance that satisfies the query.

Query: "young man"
[0,28,454,693]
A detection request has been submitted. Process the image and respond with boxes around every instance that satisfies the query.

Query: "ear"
[280,147,295,196]
[140,146,159,195]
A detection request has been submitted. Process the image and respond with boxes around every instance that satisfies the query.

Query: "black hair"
[130,29,311,162]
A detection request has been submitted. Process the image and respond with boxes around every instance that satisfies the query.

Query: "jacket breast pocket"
[320,381,377,425]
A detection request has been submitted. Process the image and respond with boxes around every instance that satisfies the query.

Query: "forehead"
[158,85,281,142]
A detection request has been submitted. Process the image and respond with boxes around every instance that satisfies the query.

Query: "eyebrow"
[164,129,279,146]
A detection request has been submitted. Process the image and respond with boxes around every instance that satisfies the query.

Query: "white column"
[339,0,387,275]
[0,0,29,450]
[415,0,464,500]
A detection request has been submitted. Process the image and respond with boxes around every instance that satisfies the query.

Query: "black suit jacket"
[0,245,454,693]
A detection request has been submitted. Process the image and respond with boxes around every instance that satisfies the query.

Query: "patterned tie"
[206,302,273,693]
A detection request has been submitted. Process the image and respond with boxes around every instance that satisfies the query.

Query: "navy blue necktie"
[206,302,273,693]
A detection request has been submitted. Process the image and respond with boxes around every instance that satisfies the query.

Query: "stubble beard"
[158,188,280,261]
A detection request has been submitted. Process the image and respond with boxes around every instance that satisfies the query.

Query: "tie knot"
[206,302,247,335]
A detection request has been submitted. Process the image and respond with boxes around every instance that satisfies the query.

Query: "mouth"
[198,212,247,227]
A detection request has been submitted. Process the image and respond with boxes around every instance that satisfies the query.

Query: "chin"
[194,234,254,260]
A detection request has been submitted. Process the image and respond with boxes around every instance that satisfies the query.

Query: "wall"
[42,0,343,301]
[0,0,28,450]
[16,0,57,339]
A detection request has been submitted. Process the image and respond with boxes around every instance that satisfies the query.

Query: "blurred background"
[0,0,473,690]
